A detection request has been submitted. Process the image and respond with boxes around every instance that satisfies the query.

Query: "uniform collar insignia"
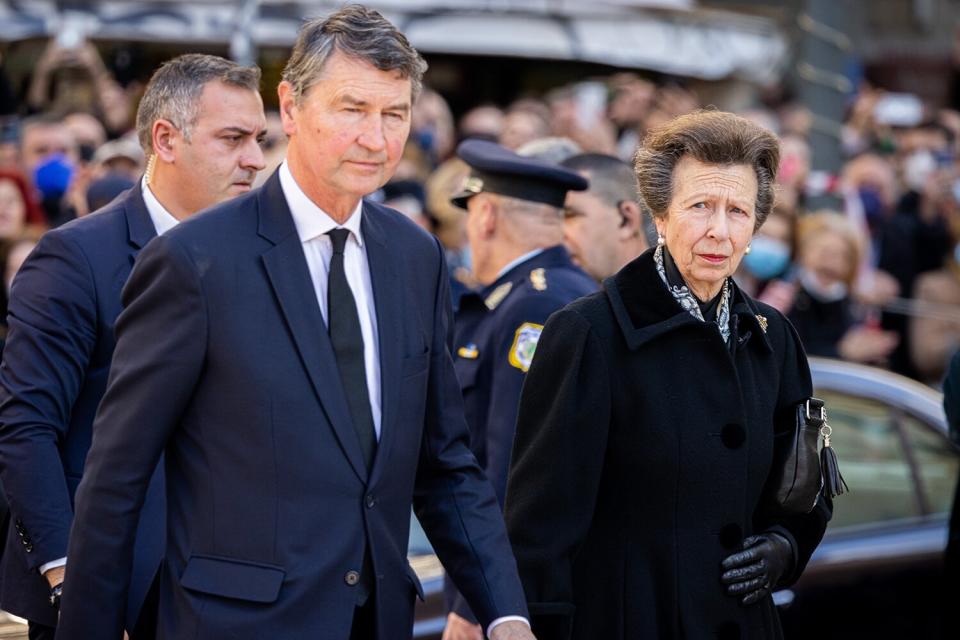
[463,176,484,194]
[530,268,547,291]
[484,281,513,310]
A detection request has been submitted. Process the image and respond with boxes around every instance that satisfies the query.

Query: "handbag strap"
[803,397,825,428]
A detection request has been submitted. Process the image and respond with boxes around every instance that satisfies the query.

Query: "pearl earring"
[745,244,752,255]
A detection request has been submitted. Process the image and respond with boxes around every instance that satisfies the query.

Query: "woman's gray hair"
[634,110,780,231]
[136,54,261,155]
[282,5,428,104]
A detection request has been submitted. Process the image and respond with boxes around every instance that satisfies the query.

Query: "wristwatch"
[49,582,63,610]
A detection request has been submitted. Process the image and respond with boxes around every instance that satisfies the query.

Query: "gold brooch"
[755,314,768,333]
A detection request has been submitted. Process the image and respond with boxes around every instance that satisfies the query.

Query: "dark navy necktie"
[326,228,376,471]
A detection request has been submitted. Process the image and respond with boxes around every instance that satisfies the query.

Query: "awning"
[0,0,786,82]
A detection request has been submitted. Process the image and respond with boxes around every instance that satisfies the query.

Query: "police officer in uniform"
[442,139,598,640]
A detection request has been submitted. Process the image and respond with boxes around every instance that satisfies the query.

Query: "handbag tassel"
[820,427,848,498]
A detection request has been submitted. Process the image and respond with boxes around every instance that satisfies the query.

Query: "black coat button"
[365,494,376,509]
[345,570,360,586]
[24,543,33,553]
[721,424,746,449]
[717,621,741,640]
[719,523,742,549]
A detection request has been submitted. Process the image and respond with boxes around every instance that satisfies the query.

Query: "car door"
[778,358,959,639]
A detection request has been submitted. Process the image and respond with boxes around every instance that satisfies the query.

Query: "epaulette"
[529,268,547,291]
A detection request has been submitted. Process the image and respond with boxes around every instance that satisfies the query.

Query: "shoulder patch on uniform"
[530,268,547,291]
[484,281,513,310]
[508,322,544,372]
[457,343,479,359]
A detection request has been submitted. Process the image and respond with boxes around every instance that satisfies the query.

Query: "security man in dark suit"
[0,54,266,640]
[442,140,598,640]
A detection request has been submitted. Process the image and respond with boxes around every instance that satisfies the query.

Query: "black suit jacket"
[0,188,165,627]
[56,172,527,639]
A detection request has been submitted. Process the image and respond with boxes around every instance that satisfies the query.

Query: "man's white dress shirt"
[278,162,382,439]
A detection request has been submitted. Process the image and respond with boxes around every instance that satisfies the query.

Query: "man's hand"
[488,620,536,640]
[43,565,65,588]
[442,612,483,640]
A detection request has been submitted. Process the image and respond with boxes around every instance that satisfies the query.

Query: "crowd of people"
[4,29,958,387]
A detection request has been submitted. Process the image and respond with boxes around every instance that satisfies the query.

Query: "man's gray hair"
[282,5,428,104]
[497,193,562,220]
[135,54,261,155]
[561,153,639,209]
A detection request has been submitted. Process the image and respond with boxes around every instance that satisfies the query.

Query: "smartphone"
[56,19,85,50]
[574,82,607,130]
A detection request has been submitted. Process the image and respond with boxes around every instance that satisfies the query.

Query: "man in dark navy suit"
[57,7,533,640]
[442,140,598,640]
[0,54,267,639]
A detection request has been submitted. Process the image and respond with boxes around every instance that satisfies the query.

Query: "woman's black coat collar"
[602,248,774,353]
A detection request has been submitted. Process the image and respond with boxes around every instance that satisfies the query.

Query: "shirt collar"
[140,177,180,236]
[279,161,364,247]
[495,248,544,281]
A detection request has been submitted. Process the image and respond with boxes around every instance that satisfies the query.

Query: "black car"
[410,357,959,639]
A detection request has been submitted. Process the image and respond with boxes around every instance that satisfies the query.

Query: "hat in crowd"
[381,179,427,210]
[86,172,136,211]
[451,138,588,210]
[93,137,145,167]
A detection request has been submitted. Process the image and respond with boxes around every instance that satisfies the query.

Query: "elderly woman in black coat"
[503,111,832,640]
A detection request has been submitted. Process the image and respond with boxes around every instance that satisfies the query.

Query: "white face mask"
[799,268,848,303]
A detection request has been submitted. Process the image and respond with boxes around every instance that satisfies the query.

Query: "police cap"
[451,139,588,210]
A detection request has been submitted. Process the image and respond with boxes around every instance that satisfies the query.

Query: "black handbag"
[773,398,848,515]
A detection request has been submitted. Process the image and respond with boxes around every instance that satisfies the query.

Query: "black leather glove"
[720,532,794,605]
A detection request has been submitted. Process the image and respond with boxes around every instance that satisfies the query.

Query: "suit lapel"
[258,173,369,483]
[124,183,158,266]
[361,204,402,483]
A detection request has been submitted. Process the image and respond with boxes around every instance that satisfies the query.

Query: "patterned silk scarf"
[654,245,732,344]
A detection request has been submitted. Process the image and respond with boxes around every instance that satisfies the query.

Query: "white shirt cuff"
[487,615,530,638]
[39,556,67,576]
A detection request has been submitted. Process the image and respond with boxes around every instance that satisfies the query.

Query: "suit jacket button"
[345,570,360,586]
[24,543,33,553]
[721,423,746,449]
[365,494,376,509]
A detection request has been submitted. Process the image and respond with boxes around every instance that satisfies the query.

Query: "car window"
[816,390,922,528]
[899,410,959,516]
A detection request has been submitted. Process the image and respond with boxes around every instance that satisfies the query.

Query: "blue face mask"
[743,235,791,280]
[858,187,886,228]
[33,154,74,199]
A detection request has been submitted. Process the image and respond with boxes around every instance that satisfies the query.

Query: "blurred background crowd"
[2,0,960,388]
